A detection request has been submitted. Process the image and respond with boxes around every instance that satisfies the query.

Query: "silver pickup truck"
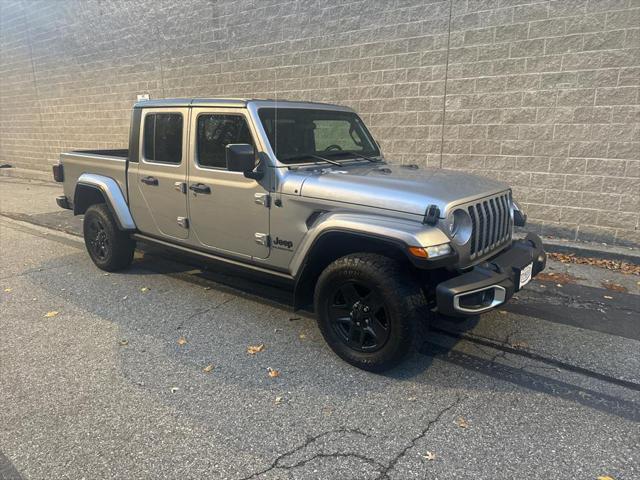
[53,98,545,371]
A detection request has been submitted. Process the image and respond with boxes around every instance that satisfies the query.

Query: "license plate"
[519,262,533,289]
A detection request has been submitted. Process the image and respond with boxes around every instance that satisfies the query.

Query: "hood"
[291,163,509,217]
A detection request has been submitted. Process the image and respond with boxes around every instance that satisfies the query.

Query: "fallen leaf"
[119,339,128,346]
[140,287,150,292]
[103,273,110,276]
[43,311,59,318]
[4,288,12,293]
[536,272,578,284]
[247,344,265,355]
[456,416,469,428]
[267,367,280,378]
[299,332,307,340]
[511,341,529,350]
[597,476,615,480]
[170,387,179,393]
[274,396,283,404]
[548,252,639,276]
[498,310,507,315]
[122,295,128,300]
[422,451,436,461]
[407,396,417,402]
[202,364,214,373]
[203,286,211,291]
[177,336,188,346]
[603,295,613,300]
[601,281,627,293]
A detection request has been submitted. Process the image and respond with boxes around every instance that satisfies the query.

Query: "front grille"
[467,192,512,260]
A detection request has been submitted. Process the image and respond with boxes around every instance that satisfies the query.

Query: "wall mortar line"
[439,0,454,170]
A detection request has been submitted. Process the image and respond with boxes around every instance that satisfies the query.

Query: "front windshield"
[258,108,380,164]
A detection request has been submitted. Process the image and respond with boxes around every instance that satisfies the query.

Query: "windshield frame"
[256,106,381,166]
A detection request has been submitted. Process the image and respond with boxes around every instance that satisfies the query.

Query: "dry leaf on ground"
[536,272,579,284]
[4,288,12,292]
[170,387,179,393]
[604,295,613,300]
[549,252,639,276]
[597,476,615,480]
[456,416,469,428]
[267,367,280,378]
[274,396,283,404]
[601,281,628,293]
[43,311,59,318]
[299,332,307,339]
[511,341,529,350]
[422,451,436,461]
[119,339,128,346]
[202,364,214,373]
[177,336,188,346]
[140,287,150,292]
[247,344,265,355]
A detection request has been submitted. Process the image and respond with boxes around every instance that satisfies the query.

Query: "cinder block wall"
[1,0,638,245]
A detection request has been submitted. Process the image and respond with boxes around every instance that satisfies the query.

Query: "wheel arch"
[74,174,136,231]
[293,230,415,311]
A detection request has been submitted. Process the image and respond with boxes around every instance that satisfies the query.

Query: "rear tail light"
[52,164,64,182]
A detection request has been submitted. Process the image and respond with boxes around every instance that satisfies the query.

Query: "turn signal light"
[409,243,452,259]
[408,246,429,258]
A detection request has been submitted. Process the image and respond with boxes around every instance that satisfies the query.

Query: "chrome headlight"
[447,208,473,245]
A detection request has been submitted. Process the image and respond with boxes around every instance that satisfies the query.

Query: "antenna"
[274,69,278,157]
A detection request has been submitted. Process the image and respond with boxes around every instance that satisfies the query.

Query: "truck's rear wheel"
[83,204,135,272]
[314,253,428,372]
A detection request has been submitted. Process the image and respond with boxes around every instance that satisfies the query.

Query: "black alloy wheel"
[328,280,390,352]
[86,217,110,261]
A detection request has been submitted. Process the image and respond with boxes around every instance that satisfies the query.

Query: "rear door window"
[143,113,183,164]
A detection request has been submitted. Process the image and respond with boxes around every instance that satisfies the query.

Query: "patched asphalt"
[0,178,639,480]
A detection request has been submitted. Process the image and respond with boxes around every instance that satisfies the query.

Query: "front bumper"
[436,233,546,317]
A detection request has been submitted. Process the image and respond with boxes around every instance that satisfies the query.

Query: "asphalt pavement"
[0,177,638,480]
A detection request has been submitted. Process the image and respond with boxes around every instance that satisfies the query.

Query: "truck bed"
[60,149,129,204]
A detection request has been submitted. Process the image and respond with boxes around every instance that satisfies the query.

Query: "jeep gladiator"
[53,98,546,371]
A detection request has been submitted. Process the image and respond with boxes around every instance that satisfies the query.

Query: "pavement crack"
[279,451,385,473]
[176,298,235,330]
[238,427,370,480]
[374,394,464,480]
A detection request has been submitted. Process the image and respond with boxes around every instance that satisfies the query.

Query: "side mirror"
[226,143,256,173]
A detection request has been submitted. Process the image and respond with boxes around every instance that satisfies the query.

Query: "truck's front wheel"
[314,253,428,372]
[83,204,135,272]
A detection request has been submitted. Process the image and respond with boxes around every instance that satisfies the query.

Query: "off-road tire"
[314,253,428,372]
[83,204,135,272]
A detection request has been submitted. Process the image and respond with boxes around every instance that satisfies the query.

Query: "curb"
[543,241,639,265]
[0,167,52,182]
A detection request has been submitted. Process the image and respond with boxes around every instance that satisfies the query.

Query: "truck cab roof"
[132,97,353,112]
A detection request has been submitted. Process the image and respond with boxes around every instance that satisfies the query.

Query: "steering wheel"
[324,144,343,151]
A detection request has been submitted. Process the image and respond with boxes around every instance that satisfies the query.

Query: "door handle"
[141,176,158,186]
[189,183,211,194]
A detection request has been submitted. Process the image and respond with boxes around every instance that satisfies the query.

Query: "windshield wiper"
[282,153,343,167]
[325,150,381,162]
